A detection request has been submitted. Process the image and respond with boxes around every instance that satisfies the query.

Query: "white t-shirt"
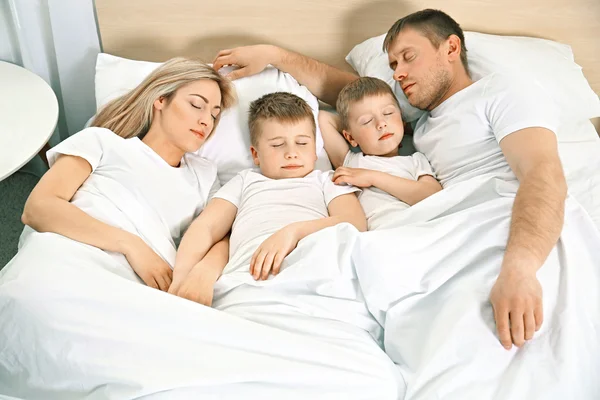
[343,151,434,230]
[46,127,220,267]
[413,73,560,188]
[213,169,360,266]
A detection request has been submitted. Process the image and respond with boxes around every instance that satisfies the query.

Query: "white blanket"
[0,226,403,399]
[352,174,600,400]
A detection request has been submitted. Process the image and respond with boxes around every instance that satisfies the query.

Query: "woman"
[13,57,235,298]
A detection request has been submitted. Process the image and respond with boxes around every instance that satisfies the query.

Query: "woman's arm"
[22,155,173,290]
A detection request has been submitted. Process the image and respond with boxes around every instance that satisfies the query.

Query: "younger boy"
[170,92,366,302]
[319,77,442,230]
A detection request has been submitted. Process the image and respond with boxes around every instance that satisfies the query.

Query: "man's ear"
[250,146,260,166]
[342,130,359,147]
[446,34,462,63]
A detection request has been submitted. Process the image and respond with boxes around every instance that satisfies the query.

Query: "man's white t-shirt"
[413,73,560,188]
[46,127,220,267]
[213,169,360,266]
[343,151,434,230]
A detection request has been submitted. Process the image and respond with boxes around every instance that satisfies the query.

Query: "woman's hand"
[332,167,377,188]
[169,268,217,306]
[122,236,173,291]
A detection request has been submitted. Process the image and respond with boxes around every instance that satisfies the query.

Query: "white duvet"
[352,173,600,400]
[0,225,402,399]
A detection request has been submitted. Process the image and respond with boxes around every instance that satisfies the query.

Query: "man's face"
[387,28,452,111]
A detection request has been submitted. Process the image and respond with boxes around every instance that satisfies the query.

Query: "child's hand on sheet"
[122,236,173,291]
[250,224,299,281]
[332,167,376,188]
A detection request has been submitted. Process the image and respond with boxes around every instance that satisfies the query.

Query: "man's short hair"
[248,92,316,147]
[383,9,469,74]
[336,77,401,132]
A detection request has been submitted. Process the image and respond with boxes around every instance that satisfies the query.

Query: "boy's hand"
[333,167,377,188]
[122,236,173,291]
[169,268,217,306]
[250,224,300,280]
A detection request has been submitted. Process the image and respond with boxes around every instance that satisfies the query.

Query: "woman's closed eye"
[296,142,308,146]
[362,118,373,125]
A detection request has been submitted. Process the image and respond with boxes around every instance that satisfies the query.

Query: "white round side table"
[0,61,59,181]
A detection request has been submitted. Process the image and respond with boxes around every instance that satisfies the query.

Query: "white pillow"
[346,31,600,126]
[95,53,330,184]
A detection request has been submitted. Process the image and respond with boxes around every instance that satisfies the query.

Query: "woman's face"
[153,79,223,153]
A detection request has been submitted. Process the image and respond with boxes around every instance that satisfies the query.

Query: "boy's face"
[250,118,318,179]
[343,94,404,157]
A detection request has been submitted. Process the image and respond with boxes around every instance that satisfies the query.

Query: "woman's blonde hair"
[92,57,236,138]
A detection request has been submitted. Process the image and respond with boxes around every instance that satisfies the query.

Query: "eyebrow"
[190,94,221,110]
[267,135,313,141]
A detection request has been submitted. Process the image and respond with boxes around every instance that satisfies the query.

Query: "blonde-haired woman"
[15,57,235,300]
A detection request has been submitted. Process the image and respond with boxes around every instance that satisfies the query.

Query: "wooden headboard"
[95,0,600,130]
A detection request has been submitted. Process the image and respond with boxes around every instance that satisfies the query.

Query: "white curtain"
[3,0,101,144]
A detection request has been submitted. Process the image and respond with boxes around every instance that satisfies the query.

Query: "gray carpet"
[0,158,45,269]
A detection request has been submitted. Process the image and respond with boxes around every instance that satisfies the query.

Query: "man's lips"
[402,83,415,92]
[282,165,303,169]
[190,129,205,139]
[379,133,394,141]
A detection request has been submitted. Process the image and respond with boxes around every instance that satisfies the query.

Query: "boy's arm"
[318,111,350,169]
[172,198,237,287]
[250,193,366,280]
[333,168,442,205]
[169,236,230,306]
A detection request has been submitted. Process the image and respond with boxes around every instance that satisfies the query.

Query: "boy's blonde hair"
[92,57,236,139]
[248,92,316,147]
[336,77,401,131]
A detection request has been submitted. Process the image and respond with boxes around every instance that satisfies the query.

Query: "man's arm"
[490,127,567,349]
[213,45,358,106]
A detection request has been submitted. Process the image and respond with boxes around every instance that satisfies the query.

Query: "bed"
[1,0,599,399]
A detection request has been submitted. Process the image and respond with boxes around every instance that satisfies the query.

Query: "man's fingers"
[524,310,536,341]
[227,67,250,81]
[494,305,512,350]
[534,301,544,331]
[509,309,525,347]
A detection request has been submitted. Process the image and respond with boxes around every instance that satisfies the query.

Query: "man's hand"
[490,266,543,350]
[213,44,279,80]
[332,167,377,188]
[250,224,300,280]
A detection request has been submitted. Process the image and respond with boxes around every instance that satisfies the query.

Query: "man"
[212,9,567,350]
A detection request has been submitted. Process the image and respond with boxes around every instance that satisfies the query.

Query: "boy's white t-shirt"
[46,127,220,267]
[413,73,560,188]
[213,169,360,262]
[343,151,434,230]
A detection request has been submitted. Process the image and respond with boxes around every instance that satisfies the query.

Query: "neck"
[429,69,473,111]
[142,127,184,167]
